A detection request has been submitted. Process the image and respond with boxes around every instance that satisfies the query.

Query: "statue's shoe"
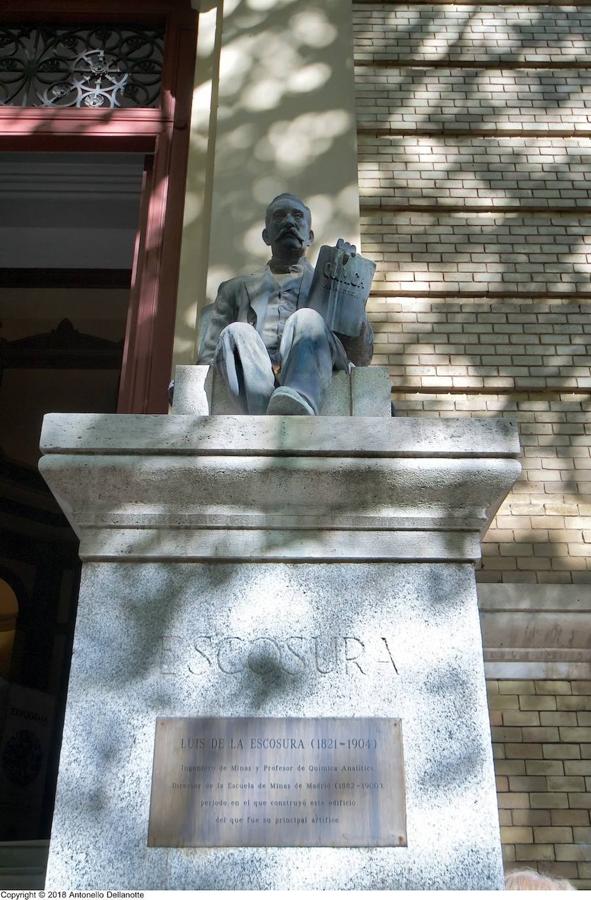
[266,386,315,416]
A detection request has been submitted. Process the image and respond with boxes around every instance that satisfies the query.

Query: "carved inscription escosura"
[160,634,399,678]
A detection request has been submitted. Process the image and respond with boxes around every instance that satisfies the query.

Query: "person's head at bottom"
[505,868,576,890]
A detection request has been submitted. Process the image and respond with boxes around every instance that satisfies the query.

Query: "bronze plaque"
[148,717,406,847]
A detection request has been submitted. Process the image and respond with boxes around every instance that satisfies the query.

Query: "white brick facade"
[353,7,591,877]
[354,2,591,589]
[353,5,591,64]
[358,136,591,208]
[356,68,591,132]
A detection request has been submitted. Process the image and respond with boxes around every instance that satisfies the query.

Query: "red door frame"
[0,0,197,413]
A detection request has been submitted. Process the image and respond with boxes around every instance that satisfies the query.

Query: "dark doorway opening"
[0,150,144,841]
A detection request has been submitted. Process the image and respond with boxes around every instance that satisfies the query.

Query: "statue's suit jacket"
[198,259,374,367]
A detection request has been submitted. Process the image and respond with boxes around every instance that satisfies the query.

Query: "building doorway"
[0,150,145,841]
[0,3,196,865]
[0,0,197,856]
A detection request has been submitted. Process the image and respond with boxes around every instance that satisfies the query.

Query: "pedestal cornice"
[39,413,521,563]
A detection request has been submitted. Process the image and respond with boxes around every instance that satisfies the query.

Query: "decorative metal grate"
[0,24,164,108]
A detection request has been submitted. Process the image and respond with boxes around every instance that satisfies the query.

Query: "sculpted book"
[305,244,376,338]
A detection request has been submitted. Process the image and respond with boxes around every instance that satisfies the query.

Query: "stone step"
[0,841,49,889]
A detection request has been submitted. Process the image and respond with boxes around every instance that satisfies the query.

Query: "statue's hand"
[336,237,356,265]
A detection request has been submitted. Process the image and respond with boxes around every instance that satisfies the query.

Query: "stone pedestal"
[171,364,393,417]
[39,413,520,890]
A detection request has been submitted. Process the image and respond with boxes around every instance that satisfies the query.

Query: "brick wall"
[391,390,591,583]
[369,299,591,390]
[353,5,591,64]
[359,136,591,209]
[355,1,591,880]
[355,68,591,132]
[354,1,591,585]
[354,0,591,880]
[489,679,591,887]
[368,295,591,584]
[363,216,591,293]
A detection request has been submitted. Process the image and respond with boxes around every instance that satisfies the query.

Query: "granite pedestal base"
[39,414,521,890]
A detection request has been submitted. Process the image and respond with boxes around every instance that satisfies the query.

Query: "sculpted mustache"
[279,227,304,241]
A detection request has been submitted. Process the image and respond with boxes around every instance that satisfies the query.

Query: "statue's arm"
[337,316,374,367]
[196,282,236,364]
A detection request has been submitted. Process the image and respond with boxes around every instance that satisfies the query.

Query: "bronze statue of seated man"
[197,193,373,416]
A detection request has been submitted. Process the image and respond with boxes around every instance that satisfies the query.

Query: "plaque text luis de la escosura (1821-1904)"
[148,717,406,848]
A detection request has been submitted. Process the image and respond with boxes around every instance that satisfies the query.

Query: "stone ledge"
[40,413,521,458]
[479,584,591,679]
[77,528,481,562]
[39,414,520,562]
[39,452,521,555]
[479,583,591,612]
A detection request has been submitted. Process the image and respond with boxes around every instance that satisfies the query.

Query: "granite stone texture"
[46,561,503,890]
[41,411,520,458]
[171,365,392,417]
[39,415,521,564]
[40,413,519,889]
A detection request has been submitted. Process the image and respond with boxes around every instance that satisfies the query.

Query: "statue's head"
[262,193,314,260]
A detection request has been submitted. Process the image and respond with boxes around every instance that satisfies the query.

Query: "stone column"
[172,0,362,368]
[40,413,520,889]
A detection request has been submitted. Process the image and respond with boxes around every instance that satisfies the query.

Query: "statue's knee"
[289,307,325,337]
[219,321,252,345]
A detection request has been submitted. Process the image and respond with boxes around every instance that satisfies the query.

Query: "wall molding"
[479,584,591,679]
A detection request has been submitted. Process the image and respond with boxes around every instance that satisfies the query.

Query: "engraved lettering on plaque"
[148,717,406,848]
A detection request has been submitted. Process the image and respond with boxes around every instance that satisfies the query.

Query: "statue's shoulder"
[216,267,268,297]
